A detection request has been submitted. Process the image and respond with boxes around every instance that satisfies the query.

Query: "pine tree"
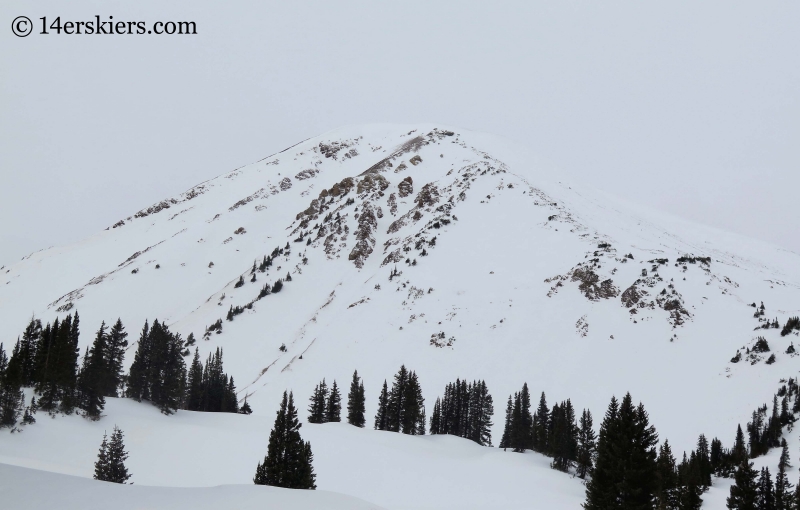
[126,320,150,401]
[584,394,659,510]
[499,395,512,449]
[346,370,365,427]
[727,459,759,509]
[776,439,793,510]
[576,408,596,479]
[326,380,341,422]
[78,322,108,420]
[0,345,23,428]
[254,391,315,489]
[430,397,442,435]
[757,467,775,510]
[656,440,680,510]
[240,398,253,415]
[103,319,128,397]
[94,426,132,483]
[308,379,328,424]
[533,391,549,453]
[374,380,389,430]
[185,348,203,411]
[386,365,409,433]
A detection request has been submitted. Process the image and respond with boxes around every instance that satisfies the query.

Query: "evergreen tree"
[499,395,512,449]
[576,408,596,479]
[374,380,389,430]
[126,320,150,402]
[0,343,23,428]
[239,398,253,415]
[757,467,775,510]
[78,321,108,420]
[386,365,409,432]
[254,391,316,489]
[346,370,365,427]
[185,348,203,411]
[307,379,328,424]
[727,460,759,510]
[430,397,442,435]
[103,319,128,397]
[326,380,341,423]
[94,426,132,483]
[533,391,549,453]
[583,394,659,510]
[775,439,793,510]
[656,440,680,510]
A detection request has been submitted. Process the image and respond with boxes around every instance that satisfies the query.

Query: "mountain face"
[1,124,799,454]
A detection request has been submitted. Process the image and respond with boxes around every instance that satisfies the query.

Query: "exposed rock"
[398,176,413,198]
[349,202,378,268]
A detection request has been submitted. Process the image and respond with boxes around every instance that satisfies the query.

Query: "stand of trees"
[185,347,239,413]
[429,379,493,446]
[254,391,316,489]
[94,425,132,484]
[374,365,425,435]
[307,379,341,423]
[126,320,187,415]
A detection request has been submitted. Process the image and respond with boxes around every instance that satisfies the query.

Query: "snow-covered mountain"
[1,124,799,508]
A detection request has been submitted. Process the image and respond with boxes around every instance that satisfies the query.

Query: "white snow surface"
[1,124,799,508]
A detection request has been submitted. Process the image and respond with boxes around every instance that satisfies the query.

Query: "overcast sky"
[2,1,798,267]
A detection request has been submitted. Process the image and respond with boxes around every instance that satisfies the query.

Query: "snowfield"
[1,124,799,508]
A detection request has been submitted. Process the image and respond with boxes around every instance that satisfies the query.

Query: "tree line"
[0,313,248,428]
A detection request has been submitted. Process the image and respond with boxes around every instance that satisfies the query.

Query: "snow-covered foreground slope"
[0,462,385,510]
[1,124,800,508]
[0,397,584,510]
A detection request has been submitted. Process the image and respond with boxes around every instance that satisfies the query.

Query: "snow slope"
[1,124,799,508]
[0,462,385,510]
[0,396,585,510]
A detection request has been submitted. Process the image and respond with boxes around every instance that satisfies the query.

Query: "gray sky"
[2,1,798,267]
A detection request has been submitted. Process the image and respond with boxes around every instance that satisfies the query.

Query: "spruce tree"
[727,459,759,509]
[185,348,203,411]
[430,397,442,435]
[126,320,150,401]
[0,346,23,427]
[78,322,108,420]
[346,370,365,427]
[103,319,128,397]
[94,426,132,483]
[254,391,315,489]
[326,380,342,423]
[757,467,775,510]
[533,391,549,453]
[656,440,680,510]
[386,365,409,432]
[308,379,328,424]
[576,408,596,479]
[584,394,659,510]
[776,439,793,510]
[374,380,389,430]
[499,395,512,449]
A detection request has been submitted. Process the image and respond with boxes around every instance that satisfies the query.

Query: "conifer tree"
[374,380,389,430]
[126,320,150,402]
[308,379,328,424]
[103,318,128,397]
[326,380,341,423]
[776,439,793,510]
[185,348,204,411]
[0,343,23,428]
[727,459,759,509]
[239,398,253,415]
[430,397,442,435]
[533,391,549,453]
[346,370,365,428]
[254,391,315,489]
[584,394,659,510]
[78,321,108,420]
[499,395,512,449]
[757,467,775,510]
[94,426,132,483]
[576,408,596,479]
[656,439,680,510]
